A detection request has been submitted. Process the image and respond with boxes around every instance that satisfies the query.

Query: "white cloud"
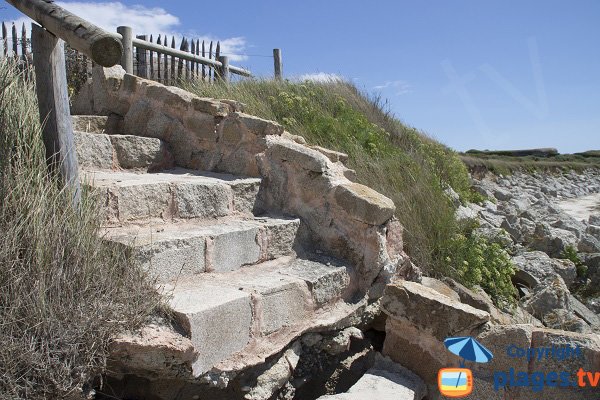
[373,80,412,95]
[298,72,342,83]
[3,2,247,61]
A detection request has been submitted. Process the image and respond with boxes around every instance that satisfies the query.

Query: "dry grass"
[0,59,163,399]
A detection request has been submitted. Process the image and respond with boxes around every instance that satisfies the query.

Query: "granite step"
[105,216,300,281]
[83,168,262,222]
[75,131,174,171]
[163,255,353,376]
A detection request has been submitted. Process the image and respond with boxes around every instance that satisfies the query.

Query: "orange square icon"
[438,368,473,398]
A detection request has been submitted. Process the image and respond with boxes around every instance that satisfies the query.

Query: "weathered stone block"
[381,281,490,340]
[191,97,229,116]
[174,182,232,219]
[334,183,395,226]
[74,131,114,170]
[281,258,351,306]
[206,225,261,272]
[110,135,171,170]
[170,284,252,376]
[268,139,330,173]
[239,273,310,335]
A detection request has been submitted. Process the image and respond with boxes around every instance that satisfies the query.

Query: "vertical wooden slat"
[157,35,162,83]
[208,40,213,81]
[190,39,195,80]
[2,23,7,57]
[195,39,200,77]
[136,34,148,78]
[21,23,27,62]
[213,41,221,81]
[170,36,175,84]
[201,40,206,80]
[12,23,18,58]
[149,34,154,80]
[31,23,81,207]
[273,48,282,81]
[184,38,190,80]
[165,35,171,85]
[177,37,185,81]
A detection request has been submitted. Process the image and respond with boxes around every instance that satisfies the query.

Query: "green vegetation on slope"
[0,60,162,399]
[185,79,516,307]
[462,152,600,176]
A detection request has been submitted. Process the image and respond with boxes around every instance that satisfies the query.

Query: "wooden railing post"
[31,23,80,207]
[117,26,133,73]
[217,55,229,83]
[273,48,282,81]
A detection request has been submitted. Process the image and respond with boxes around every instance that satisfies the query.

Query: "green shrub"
[560,245,587,278]
[0,59,163,399]
[443,233,517,308]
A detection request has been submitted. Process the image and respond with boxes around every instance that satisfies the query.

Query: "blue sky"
[2,1,599,153]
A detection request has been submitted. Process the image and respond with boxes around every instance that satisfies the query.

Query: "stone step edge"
[163,255,360,377]
[82,168,262,222]
[104,216,301,279]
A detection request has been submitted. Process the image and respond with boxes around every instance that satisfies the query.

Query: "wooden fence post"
[117,26,133,73]
[273,48,282,81]
[217,55,229,83]
[31,23,80,207]
[136,34,148,78]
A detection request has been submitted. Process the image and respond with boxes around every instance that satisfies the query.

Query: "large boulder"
[381,281,490,341]
[527,223,578,257]
[512,251,577,288]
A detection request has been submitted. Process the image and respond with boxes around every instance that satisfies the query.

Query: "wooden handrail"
[127,34,252,77]
[5,0,122,67]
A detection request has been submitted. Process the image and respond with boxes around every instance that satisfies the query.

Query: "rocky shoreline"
[463,168,600,330]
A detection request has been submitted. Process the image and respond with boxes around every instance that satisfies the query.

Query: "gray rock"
[245,342,302,400]
[493,187,512,201]
[522,277,571,320]
[528,223,577,257]
[512,251,577,288]
[475,226,514,247]
[318,354,427,400]
[578,234,600,253]
[74,131,114,170]
[455,205,478,221]
[589,214,600,226]
[542,309,592,334]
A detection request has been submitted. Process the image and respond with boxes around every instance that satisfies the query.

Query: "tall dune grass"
[0,59,162,399]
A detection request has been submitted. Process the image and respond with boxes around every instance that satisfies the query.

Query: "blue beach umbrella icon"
[444,336,493,388]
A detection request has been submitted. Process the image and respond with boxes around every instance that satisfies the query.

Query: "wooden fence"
[131,33,228,84]
[1,22,271,86]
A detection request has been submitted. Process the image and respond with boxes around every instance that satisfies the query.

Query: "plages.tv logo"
[438,336,493,398]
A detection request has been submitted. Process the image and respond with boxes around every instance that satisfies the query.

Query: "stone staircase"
[72,115,356,376]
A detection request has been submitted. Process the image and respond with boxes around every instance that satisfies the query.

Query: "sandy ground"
[558,193,600,222]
